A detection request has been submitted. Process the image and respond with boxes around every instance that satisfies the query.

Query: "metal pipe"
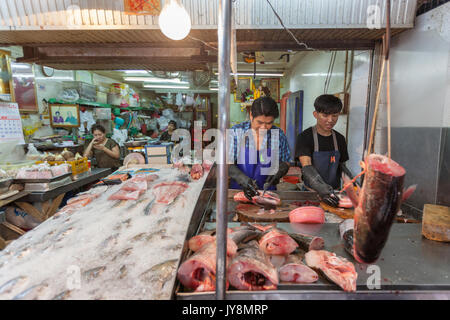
[216,0,231,300]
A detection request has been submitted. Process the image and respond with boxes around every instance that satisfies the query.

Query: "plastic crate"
[36,157,89,176]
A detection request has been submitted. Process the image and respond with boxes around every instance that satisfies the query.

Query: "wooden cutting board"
[236,203,296,222]
[320,202,355,219]
[422,204,450,242]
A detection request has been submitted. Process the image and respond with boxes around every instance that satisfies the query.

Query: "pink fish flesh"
[152,181,188,204]
[108,189,143,201]
[305,250,357,292]
[259,227,298,256]
[234,191,281,206]
[227,241,278,291]
[289,206,325,224]
[190,164,204,180]
[279,252,319,283]
[350,154,406,263]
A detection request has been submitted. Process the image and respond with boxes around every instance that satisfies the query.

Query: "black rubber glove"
[301,165,339,207]
[229,164,258,201]
[265,162,290,187]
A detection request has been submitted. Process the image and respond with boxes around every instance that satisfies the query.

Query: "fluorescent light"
[143,85,190,89]
[214,72,284,77]
[35,76,74,80]
[124,77,187,84]
[13,73,34,78]
[209,88,219,91]
[301,72,344,77]
[118,70,149,74]
[11,64,31,69]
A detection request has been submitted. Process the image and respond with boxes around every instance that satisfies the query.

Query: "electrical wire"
[265,0,314,50]
[187,35,218,51]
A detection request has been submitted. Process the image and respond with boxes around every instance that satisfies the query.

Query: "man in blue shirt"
[228,97,291,200]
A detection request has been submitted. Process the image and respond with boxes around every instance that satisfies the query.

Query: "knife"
[261,182,270,197]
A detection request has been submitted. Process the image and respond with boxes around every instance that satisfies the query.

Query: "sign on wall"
[10,62,38,113]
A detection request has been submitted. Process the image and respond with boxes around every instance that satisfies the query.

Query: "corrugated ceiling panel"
[0,0,418,30]
[0,28,405,45]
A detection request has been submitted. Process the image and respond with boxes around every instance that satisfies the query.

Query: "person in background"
[228,97,290,200]
[84,124,121,169]
[53,111,64,124]
[65,111,78,125]
[295,94,354,207]
[160,120,177,142]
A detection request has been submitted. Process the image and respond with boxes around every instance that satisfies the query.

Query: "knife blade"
[261,182,270,197]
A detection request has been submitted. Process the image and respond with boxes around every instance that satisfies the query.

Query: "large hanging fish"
[343,154,416,264]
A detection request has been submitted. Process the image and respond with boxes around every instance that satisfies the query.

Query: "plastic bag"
[50,163,71,176]
[111,128,128,147]
[175,92,183,106]
[157,116,170,132]
[162,108,175,119]
[25,144,44,161]
[4,206,41,230]
[58,88,80,102]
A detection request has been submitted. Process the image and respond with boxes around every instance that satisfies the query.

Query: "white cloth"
[80,110,96,133]
[111,128,128,147]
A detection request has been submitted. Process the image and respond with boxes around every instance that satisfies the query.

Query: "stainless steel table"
[176,221,450,299]
[20,168,111,202]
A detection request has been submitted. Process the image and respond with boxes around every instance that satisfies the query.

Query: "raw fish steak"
[279,252,319,283]
[152,181,188,205]
[305,250,357,292]
[227,241,278,291]
[259,227,298,255]
[234,191,281,206]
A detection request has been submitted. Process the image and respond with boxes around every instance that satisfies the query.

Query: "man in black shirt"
[295,94,354,207]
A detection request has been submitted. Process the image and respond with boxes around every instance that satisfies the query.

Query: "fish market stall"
[174,189,450,300]
[0,163,214,300]
[9,168,112,225]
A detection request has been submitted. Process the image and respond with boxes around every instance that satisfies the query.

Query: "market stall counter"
[10,168,112,224]
[0,162,214,300]
[20,168,111,203]
[174,189,450,300]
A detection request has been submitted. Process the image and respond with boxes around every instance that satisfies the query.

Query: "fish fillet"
[234,191,281,206]
[305,250,357,292]
[152,181,188,204]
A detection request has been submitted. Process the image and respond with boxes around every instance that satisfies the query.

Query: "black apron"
[306,126,341,190]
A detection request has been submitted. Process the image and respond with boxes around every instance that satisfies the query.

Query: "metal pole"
[216,0,231,300]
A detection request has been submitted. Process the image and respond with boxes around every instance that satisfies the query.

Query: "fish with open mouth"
[177,226,259,292]
[258,226,298,256]
[227,240,278,291]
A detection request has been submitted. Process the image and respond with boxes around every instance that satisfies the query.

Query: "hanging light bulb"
[158,0,191,41]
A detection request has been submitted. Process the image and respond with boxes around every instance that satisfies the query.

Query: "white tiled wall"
[285,51,348,136]
[285,50,372,174]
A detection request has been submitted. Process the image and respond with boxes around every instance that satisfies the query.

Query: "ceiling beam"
[206,40,376,51]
